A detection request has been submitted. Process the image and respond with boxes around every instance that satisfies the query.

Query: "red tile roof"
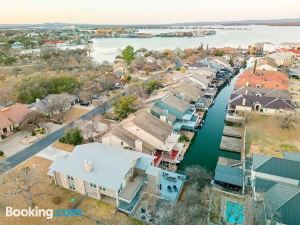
[278,48,300,56]
[0,103,30,130]
[235,70,289,90]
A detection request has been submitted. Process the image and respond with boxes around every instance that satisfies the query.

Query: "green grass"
[279,144,299,152]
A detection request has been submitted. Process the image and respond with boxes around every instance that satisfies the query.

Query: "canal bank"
[179,76,240,172]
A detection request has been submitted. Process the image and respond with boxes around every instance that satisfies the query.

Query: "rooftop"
[49,143,154,191]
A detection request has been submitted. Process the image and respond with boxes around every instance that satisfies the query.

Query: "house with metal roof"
[49,143,186,214]
[214,164,244,189]
[252,153,300,225]
[150,93,199,132]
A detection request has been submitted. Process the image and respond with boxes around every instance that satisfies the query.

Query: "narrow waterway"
[179,76,240,172]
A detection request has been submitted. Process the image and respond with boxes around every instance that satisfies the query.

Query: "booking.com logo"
[5,207,83,219]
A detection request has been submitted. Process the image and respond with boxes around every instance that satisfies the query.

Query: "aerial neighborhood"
[0,21,300,225]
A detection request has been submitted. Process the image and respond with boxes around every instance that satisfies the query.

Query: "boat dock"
[223,126,243,138]
[220,136,243,153]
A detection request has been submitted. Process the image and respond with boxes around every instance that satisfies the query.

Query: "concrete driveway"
[36,146,70,161]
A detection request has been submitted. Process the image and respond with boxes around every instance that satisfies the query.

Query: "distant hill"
[1,18,300,29]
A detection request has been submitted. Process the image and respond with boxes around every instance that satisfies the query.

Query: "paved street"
[0,100,113,173]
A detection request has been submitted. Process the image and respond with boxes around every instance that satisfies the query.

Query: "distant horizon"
[2,0,300,25]
[1,17,300,26]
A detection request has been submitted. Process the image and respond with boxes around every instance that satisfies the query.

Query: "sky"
[1,0,300,24]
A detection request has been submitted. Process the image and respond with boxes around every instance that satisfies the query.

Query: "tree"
[19,111,48,132]
[59,127,83,145]
[279,113,298,129]
[47,93,73,122]
[0,166,48,207]
[144,79,161,95]
[15,75,80,103]
[122,45,135,66]
[229,56,235,67]
[155,166,212,225]
[113,95,138,120]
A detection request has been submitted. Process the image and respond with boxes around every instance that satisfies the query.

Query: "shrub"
[1,134,6,140]
[0,151,4,156]
[60,128,83,146]
[51,196,62,205]
[179,134,190,143]
[31,130,37,136]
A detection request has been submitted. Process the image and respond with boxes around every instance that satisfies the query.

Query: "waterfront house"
[169,81,202,103]
[49,143,186,213]
[151,93,199,132]
[232,86,292,100]
[228,93,296,115]
[267,52,295,66]
[252,153,300,225]
[255,58,278,71]
[102,110,183,168]
[0,103,30,139]
[185,67,216,90]
[113,63,127,78]
[235,70,289,91]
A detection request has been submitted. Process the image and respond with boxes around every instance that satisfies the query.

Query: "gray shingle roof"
[229,94,295,110]
[214,164,243,187]
[131,111,173,143]
[49,143,154,191]
[233,87,292,100]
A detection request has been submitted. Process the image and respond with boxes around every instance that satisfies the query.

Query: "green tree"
[15,75,81,103]
[229,56,234,67]
[59,127,83,145]
[144,79,161,95]
[113,95,138,120]
[122,45,135,66]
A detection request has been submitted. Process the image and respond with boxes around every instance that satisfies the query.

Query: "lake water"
[91,25,300,63]
[179,76,240,172]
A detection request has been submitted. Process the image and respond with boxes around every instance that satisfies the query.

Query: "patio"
[159,170,186,202]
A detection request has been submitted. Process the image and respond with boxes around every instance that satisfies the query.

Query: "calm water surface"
[91,25,300,62]
[179,76,240,172]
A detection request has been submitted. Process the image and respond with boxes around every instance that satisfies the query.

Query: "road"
[0,100,113,172]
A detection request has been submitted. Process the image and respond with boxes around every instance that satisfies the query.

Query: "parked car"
[80,101,90,106]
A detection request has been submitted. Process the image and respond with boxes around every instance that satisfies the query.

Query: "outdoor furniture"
[167,185,173,192]
[173,185,178,192]
[141,208,146,213]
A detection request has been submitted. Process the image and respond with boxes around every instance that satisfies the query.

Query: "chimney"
[83,160,93,172]
[245,89,248,95]
[246,82,249,87]
[135,140,143,152]
[242,98,246,106]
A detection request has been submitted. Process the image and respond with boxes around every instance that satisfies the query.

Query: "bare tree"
[0,166,50,207]
[278,113,298,129]
[19,111,48,132]
[47,93,72,122]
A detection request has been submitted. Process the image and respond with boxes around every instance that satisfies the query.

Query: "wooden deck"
[220,136,242,153]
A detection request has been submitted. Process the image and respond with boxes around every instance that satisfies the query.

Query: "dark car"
[80,101,90,106]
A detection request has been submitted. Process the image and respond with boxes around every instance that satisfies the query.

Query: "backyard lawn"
[245,113,300,157]
[0,156,143,225]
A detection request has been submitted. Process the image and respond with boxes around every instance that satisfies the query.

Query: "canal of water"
[179,76,240,172]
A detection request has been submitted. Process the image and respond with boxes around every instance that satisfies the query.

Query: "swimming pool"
[225,201,244,224]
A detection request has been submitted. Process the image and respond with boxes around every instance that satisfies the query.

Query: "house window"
[99,186,106,191]
[90,183,97,188]
[67,175,74,181]
[68,183,76,191]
